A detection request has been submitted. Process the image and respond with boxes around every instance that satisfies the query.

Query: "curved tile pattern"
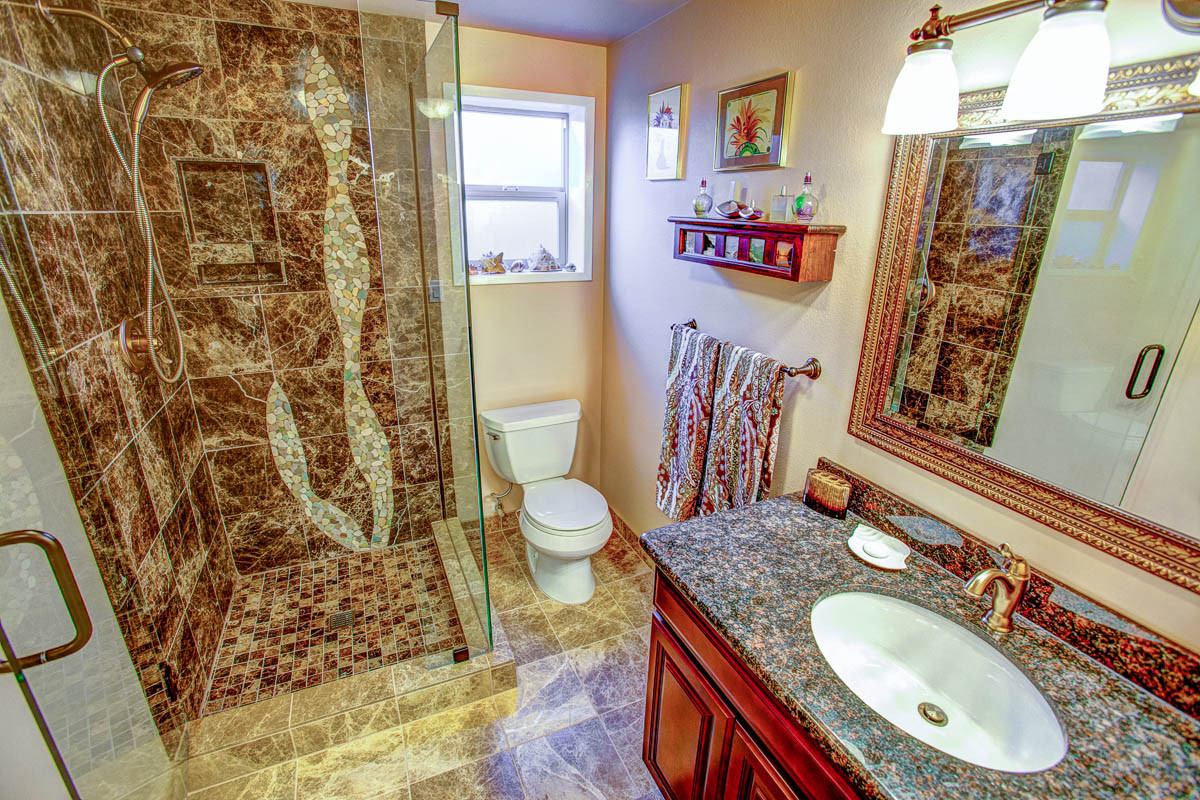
[267,45,396,551]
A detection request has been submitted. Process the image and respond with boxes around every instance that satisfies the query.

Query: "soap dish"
[847,523,910,571]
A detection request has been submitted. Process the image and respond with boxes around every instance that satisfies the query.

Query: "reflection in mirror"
[886,113,1200,537]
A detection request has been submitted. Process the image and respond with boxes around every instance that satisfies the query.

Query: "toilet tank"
[479,399,582,484]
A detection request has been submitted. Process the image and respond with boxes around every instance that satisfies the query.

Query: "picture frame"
[646,83,688,180]
[714,72,791,171]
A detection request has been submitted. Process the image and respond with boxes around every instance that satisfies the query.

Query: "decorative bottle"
[692,178,713,218]
[793,172,819,222]
[769,185,793,222]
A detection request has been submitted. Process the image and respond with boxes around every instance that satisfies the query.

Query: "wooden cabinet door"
[722,724,805,800]
[644,616,736,800]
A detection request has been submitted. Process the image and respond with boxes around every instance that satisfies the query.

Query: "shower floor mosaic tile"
[204,541,466,714]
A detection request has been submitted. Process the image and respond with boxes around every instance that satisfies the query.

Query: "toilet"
[480,399,612,604]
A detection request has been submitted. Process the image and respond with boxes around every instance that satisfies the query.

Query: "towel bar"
[676,319,821,380]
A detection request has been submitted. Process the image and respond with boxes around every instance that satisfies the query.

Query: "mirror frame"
[850,53,1200,593]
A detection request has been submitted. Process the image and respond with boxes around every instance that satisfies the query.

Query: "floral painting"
[647,83,688,180]
[715,73,791,171]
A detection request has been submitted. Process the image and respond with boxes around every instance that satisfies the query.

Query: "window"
[460,87,594,283]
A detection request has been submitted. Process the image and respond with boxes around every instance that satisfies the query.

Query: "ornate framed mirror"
[850,53,1200,592]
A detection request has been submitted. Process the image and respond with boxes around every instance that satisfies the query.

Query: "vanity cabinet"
[644,571,861,800]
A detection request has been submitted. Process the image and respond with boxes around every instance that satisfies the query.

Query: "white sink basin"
[810,591,1067,773]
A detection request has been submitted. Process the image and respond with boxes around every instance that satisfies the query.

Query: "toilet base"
[526,542,596,604]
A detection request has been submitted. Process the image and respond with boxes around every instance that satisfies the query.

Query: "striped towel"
[698,344,786,515]
[655,324,722,521]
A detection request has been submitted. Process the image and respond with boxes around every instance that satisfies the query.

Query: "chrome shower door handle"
[1125,344,1166,400]
[0,530,93,673]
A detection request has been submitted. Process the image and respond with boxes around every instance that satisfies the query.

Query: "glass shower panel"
[0,264,180,798]
[360,11,490,659]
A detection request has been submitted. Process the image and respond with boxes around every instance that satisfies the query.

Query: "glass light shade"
[881,44,960,135]
[1190,70,1200,97]
[1000,8,1111,121]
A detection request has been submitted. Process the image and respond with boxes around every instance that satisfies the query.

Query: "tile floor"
[186,514,664,799]
[204,541,466,714]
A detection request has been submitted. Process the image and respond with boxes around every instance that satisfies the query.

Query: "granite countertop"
[639,496,1200,800]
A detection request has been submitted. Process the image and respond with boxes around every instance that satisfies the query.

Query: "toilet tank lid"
[480,399,582,432]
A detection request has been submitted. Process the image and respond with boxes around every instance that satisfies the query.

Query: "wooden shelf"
[668,216,846,282]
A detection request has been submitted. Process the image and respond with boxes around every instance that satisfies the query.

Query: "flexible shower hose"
[96,59,184,384]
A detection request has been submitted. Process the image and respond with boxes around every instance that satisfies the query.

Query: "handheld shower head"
[130,62,204,136]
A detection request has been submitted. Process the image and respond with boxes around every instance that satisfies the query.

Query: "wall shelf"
[668,216,846,282]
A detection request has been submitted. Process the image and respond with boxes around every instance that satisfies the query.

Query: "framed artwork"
[714,72,791,171]
[646,83,688,180]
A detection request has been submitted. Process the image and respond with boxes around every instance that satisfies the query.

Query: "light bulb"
[1190,69,1200,97]
[1001,2,1111,121]
[882,39,960,135]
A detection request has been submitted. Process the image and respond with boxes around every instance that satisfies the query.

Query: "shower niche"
[176,158,287,286]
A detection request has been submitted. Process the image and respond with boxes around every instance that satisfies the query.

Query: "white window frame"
[460,85,594,285]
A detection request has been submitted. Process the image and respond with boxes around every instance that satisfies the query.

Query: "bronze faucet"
[963,543,1030,633]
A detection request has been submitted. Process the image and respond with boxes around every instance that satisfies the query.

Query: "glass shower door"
[0,284,180,798]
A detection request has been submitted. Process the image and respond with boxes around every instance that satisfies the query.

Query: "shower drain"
[918,701,948,727]
[326,610,355,630]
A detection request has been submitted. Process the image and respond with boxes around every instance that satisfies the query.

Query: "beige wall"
[601,0,1200,650]
[454,25,608,511]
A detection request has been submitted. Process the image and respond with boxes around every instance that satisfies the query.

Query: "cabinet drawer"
[723,723,806,800]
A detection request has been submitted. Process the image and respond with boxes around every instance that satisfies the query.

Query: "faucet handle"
[999,542,1029,579]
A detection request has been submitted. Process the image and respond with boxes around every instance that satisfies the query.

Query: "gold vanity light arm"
[964,542,1031,634]
[911,0,1052,40]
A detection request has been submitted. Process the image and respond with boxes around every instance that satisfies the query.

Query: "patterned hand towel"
[655,324,722,521]
[698,344,786,515]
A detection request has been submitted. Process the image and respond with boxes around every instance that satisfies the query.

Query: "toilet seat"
[522,478,609,534]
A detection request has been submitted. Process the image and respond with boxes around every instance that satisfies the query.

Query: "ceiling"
[452,0,694,44]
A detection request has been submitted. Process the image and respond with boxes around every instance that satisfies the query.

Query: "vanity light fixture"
[883,0,1112,135]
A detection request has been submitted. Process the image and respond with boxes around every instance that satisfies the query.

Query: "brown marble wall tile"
[77,480,138,608]
[31,77,121,211]
[274,365,344,437]
[191,371,272,449]
[166,381,204,473]
[983,355,1014,416]
[210,0,313,29]
[970,157,1036,226]
[998,293,1031,357]
[301,432,370,499]
[208,443,291,515]
[261,291,339,370]
[925,223,962,285]
[923,394,984,443]
[0,63,67,212]
[233,122,326,211]
[934,159,976,224]
[64,336,132,471]
[215,22,313,123]
[1013,226,1048,296]
[136,407,184,520]
[165,623,207,719]
[362,36,410,130]
[225,505,312,573]
[392,357,433,422]
[911,281,949,341]
[897,386,929,425]
[138,117,238,212]
[399,422,438,485]
[0,214,63,366]
[137,534,185,658]
[101,6,225,121]
[105,443,162,566]
[7,0,109,96]
[361,357,399,427]
[360,13,423,43]
[361,287,392,362]
[314,32,367,124]
[188,564,224,667]
[24,214,101,350]
[162,493,205,600]
[311,5,360,36]
[270,211,325,291]
[903,334,938,394]
[102,0,213,18]
[944,285,1008,352]
[407,481,442,541]
[956,225,1021,291]
[376,206,423,289]
[189,457,225,552]
[383,286,428,359]
[176,295,271,376]
[72,213,141,329]
[930,341,995,409]
[369,127,415,216]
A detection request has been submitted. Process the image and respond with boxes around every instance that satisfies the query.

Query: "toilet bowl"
[479,399,613,604]
[519,478,612,604]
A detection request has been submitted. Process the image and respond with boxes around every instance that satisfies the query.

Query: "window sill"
[469,271,591,285]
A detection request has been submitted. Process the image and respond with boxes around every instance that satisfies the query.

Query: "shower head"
[130,62,204,136]
[146,62,204,90]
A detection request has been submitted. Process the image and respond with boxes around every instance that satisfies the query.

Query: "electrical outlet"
[428,279,442,303]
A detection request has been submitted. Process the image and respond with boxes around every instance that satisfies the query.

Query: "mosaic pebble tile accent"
[204,542,465,714]
[266,45,395,552]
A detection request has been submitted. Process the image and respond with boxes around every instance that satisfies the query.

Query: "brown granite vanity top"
[640,495,1200,800]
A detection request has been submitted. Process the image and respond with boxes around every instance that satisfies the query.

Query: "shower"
[36,0,202,384]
